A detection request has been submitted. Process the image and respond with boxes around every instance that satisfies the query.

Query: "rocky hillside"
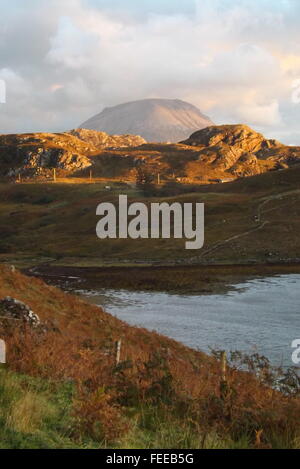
[76,124,300,183]
[0,124,299,182]
[180,124,300,178]
[69,128,146,149]
[0,129,145,178]
[80,98,214,143]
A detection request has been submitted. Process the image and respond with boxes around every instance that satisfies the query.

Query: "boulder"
[0,297,40,326]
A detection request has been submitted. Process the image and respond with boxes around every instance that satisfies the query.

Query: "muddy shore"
[24,262,300,295]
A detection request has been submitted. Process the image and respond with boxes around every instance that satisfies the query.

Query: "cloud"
[0,0,299,143]
[236,101,282,127]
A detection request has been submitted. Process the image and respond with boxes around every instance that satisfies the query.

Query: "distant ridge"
[1,124,300,183]
[79,98,214,143]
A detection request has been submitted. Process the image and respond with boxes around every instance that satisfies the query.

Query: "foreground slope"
[0,266,299,449]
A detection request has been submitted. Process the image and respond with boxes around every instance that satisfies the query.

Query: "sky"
[1,0,300,144]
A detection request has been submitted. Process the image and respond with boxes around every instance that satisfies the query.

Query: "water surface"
[77,274,300,367]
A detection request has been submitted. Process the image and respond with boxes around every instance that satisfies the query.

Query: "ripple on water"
[77,274,300,367]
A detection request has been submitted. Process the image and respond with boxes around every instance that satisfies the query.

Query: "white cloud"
[236,100,282,126]
[0,0,299,143]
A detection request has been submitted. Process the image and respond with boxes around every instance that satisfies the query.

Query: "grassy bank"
[0,266,299,449]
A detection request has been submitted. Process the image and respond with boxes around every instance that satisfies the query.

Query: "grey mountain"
[79,98,214,143]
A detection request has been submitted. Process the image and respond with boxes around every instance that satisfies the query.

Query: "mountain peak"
[79,98,213,143]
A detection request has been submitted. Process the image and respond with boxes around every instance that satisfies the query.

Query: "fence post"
[115,340,122,365]
[0,339,6,367]
[220,351,229,400]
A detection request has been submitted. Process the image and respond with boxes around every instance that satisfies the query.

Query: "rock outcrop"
[69,129,146,149]
[0,129,146,178]
[182,124,281,151]
[0,124,299,183]
[0,297,40,326]
[181,125,300,177]
[0,132,94,178]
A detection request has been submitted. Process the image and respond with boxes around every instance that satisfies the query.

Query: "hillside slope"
[0,130,145,179]
[0,266,299,449]
[0,164,300,267]
[180,124,300,177]
[80,98,214,143]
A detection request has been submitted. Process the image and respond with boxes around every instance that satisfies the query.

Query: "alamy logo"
[96,195,204,250]
[291,339,300,365]
[0,79,6,104]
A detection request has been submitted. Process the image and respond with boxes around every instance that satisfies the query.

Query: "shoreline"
[24,261,300,295]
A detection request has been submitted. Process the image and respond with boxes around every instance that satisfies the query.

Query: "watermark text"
[291,339,300,365]
[96,195,204,250]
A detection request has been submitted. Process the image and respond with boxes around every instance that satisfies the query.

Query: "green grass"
[0,368,85,449]
[0,369,255,450]
[0,369,247,449]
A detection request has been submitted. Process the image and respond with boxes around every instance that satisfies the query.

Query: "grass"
[0,368,298,450]
[0,368,81,449]
[0,369,249,449]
